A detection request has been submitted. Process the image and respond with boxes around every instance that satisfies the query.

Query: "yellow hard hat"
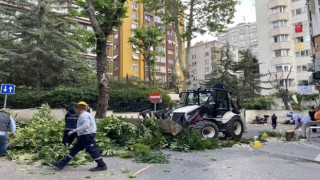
[77,101,89,108]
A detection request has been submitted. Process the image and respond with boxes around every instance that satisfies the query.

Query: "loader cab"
[178,87,233,118]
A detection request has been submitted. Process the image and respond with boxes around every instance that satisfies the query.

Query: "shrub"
[1,84,173,112]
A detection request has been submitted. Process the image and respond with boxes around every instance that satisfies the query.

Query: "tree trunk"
[95,38,109,118]
[36,0,45,91]
[171,0,186,90]
[146,58,154,86]
[86,0,110,118]
[184,0,195,90]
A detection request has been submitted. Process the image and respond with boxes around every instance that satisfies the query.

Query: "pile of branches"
[8,104,245,165]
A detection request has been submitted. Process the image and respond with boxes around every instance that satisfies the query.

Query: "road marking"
[126,164,153,179]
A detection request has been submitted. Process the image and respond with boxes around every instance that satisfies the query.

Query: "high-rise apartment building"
[112,1,184,86]
[189,40,239,89]
[256,0,315,95]
[307,0,320,89]
[216,23,258,57]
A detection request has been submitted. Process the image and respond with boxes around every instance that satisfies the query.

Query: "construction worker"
[0,108,16,157]
[287,112,311,138]
[62,101,89,147]
[51,103,107,171]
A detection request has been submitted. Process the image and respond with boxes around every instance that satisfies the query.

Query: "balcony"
[270,27,291,36]
[274,71,295,80]
[271,41,292,50]
[268,0,288,9]
[272,56,294,66]
[269,12,289,22]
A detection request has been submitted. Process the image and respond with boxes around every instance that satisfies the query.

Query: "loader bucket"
[156,118,183,136]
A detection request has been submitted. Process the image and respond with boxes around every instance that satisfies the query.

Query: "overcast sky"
[192,0,256,44]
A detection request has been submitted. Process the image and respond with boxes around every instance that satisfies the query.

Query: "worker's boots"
[51,156,72,170]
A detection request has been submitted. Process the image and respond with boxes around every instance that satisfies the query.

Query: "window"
[297,65,308,72]
[156,56,165,63]
[132,64,138,71]
[280,79,293,87]
[275,49,289,57]
[296,50,311,57]
[156,75,166,83]
[155,16,163,24]
[131,23,138,30]
[274,34,288,42]
[145,15,152,22]
[156,66,166,73]
[272,6,285,14]
[167,40,175,45]
[114,33,118,39]
[205,59,209,65]
[167,50,173,55]
[132,3,138,10]
[191,54,196,59]
[273,20,286,28]
[276,65,291,72]
[205,67,209,72]
[157,46,165,52]
[292,6,307,16]
[204,52,210,56]
[132,54,139,60]
[168,59,174,64]
[131,13,138,20]
[167,31,174,36]
[294,36,304,43]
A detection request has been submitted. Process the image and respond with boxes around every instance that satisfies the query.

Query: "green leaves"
[128,25,165,86]
[0,0,94,90]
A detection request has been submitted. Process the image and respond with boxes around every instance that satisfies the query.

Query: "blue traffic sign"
[1,84,15,94]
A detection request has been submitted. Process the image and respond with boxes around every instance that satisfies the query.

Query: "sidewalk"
[257,132,320,163]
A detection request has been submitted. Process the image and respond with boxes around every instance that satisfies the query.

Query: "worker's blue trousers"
[59,133,105,167]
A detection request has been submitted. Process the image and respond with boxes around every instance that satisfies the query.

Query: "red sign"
[295,24,303,33]
[149,92,162,103]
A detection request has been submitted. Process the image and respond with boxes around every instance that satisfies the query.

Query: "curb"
[254,146,320,164]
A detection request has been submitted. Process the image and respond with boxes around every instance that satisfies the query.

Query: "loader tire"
[225,117,244,140]
[194,120,219,140]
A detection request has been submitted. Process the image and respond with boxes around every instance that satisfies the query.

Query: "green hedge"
[0,85,173,112]
[241,97,274,110]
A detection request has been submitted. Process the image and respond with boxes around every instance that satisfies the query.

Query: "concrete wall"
[244,109,310,123]
[10,108,311,124]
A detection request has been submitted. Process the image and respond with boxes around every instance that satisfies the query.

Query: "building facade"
[112,1,184,86]
[189,40,239,89]
[256,0,315,96]
[307,0,320,89]
[216,22,258,57]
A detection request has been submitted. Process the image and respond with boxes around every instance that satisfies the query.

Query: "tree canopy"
[0,0,95,90]
[128,25,164,86]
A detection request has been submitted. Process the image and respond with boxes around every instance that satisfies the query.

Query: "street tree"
[128,25,164,86]
[202,43,239,95]
[268,67,293,110]
[232,49,262,104]
[141,0,237,90]
[0,0,93,90]
[75,0,127,118]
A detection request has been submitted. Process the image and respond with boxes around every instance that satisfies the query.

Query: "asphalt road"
[0,123,318,180]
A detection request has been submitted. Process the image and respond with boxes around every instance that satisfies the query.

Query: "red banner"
[295,24,303,33]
